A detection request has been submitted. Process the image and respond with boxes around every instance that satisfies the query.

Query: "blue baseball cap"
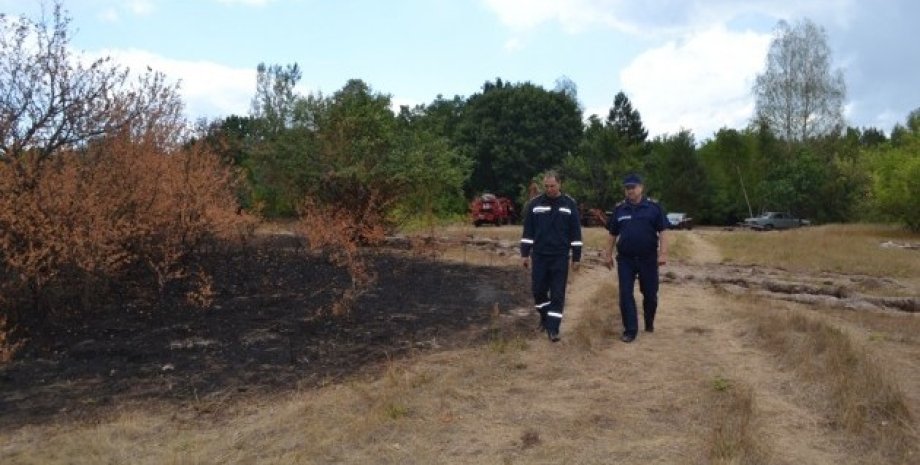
[623,174,642,186]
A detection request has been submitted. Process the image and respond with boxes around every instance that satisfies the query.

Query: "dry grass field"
[711,224,920,279]
[1,224,918,464]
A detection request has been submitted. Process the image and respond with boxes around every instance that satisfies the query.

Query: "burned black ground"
[0,236,530,428]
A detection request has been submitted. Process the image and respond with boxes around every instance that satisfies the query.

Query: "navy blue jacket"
[606,197,666,258]
[520,194,583,261]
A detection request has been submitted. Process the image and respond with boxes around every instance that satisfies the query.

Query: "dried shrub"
[185,268,216,309]
[295,190,388,315]
[408,235,443,259]
[0,127,257,327]
[0,314,24,363]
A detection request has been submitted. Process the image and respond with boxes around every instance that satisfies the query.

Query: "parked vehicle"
[666,212,693,230]
[469,193,516,226]
[742,211,809,230]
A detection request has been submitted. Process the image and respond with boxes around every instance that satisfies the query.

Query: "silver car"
[743,212,809,230]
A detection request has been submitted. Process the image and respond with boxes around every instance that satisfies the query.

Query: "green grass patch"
[711,375,731,392]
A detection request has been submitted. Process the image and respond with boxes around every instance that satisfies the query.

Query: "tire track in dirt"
[676,229,920,422]
[658,281,856,464]
[661,231,891,463]
[506,263,706,463]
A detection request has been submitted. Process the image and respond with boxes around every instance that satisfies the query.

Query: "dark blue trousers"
[531,254,569,333]
[616,255,659,337]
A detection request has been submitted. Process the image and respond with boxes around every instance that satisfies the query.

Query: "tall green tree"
[396,94,465,145]
[646,131,707,215]
[563,92,649,211]
[563,116,638,211]
[698,128,762,223]
[607,91,648,146]
[250,63,302,135]
[760,145,827,218]
[391,129,472,228]
[457,79,582,198]
[805,131,871,223]
[395,95,471,221]
[851,126,888,148]
[863,112,920,231]
[753,19,846,142]
[907,107,920,133]
[607,91,653,189]
[242,63,319,215]
[294,79,400,216]
[891,107,920,147]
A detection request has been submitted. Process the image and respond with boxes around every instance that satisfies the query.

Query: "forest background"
[201,19,920,231]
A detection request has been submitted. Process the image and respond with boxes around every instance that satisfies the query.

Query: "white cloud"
[98,8,119,23]
[481,1,797,136]
[481,0,639,34]
[872,111,901,131]
[620,25,771,140]
[128,0,155,16]
[503,37,523,52]
[481,0,860,38]
[91,1,157,21]
[481,0,566,30]
[88,49,256,120]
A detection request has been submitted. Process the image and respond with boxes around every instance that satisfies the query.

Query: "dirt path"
[411,229,911,463]
[503,232,865,464]
[679,229,723,264]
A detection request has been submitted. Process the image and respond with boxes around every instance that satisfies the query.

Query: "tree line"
[200,19,918,231]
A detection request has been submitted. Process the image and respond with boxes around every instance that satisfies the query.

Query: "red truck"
[470,193,517,226]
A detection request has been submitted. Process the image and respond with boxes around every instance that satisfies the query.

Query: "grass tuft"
[711,375,731,392]
[383,403,410,420]
[570,281,619,351]
[704,378,771,465]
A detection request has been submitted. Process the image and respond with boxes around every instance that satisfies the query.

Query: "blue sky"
[5,0,919,141]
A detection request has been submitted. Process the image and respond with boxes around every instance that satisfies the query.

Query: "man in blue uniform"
[521,171,583,342]
[604,174,668,343]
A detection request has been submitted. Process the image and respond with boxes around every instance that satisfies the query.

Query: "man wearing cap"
[604,174,668,343]
[521,171,583,342]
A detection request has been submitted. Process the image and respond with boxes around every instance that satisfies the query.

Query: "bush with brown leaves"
[0,128,257,328]
[295,190,388,316]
